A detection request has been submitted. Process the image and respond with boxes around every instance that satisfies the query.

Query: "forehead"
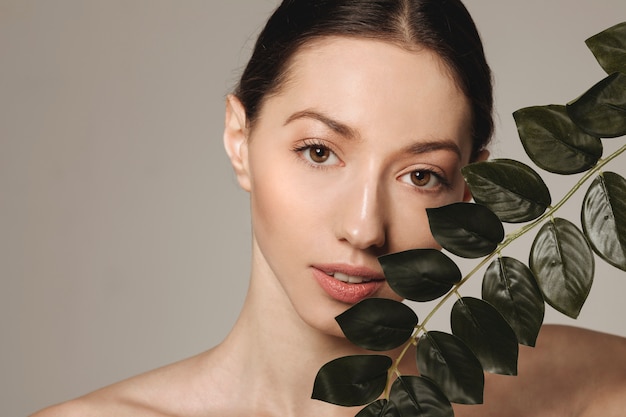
[282,36,466,102]
[257,36,473,157]
[290,36,463,91]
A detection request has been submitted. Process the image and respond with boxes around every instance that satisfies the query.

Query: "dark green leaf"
[388,376,453,417]
[582,172,626,271]
[427,203,504,258]
[336,298,418,351]
[379,249,461,302]
[585,21,626,75]
[513,105,603,174]
[567,72,626,138]
[312,355,392,406]
[462,159,552,222]
[416,331,484,404]
[482,257,545,346]
[450,297,519,375]
[355,400,399,417]
[530,218,594,318]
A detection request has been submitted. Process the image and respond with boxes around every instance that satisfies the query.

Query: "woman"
[31,0,626,416]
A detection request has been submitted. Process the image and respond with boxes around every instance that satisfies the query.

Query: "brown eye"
[399,169,444,190]
[308,146,331,163]
[297,142,340,166]
[410,170,432,187]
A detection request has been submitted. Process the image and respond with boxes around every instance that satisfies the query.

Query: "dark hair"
[235,0,493,159]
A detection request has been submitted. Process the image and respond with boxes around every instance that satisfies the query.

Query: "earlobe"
[223,94,251,192]
[463,149,490,202]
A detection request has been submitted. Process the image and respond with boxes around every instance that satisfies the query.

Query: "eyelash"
[399,168,452,192]
[292,139,452,191]
[292,139,341,169]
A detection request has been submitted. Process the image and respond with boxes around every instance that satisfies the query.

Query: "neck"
[209,245,371,416]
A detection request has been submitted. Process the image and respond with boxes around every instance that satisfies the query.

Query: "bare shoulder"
[28,395,158,417]
[538,325,626,416]
[526,325,626,381]
[30,400,90,417]
[537,324,626,362]
[525,325,626,414]
[29,349,226,417]
[538,323,626,342]
[28,372,178,417]
[454,325,626,417]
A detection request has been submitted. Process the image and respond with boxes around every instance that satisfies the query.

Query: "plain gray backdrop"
[2,1,626,415]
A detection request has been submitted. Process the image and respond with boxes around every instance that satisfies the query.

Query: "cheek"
[248,155,326,253]
[386,207,437,253]
[249,161,292,237]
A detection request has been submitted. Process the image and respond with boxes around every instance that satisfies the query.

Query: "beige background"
[2,1,625,415]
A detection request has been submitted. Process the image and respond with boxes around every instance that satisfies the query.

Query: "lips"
[312,265,385,304]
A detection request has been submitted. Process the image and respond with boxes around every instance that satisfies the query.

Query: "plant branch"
[422,142,626,331]
[504,143,626,243]
[385,142,626,391]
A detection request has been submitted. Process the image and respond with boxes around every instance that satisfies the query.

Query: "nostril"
[341,220,386,250]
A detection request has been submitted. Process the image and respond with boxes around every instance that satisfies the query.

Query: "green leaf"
[388,376,453,417]
[450,297,519,376]
[336,298,418,351]
[513,105,603,174]
[585,21,626,75]
[427,203,504,258]
[529,218,594,318]
[379,249,461,302]
[567,72,626,138]
[582,172,626,271]
[416,331,484,405]
[462,159,552,222]
[482,257,545,346]
[312,355,392,407]
[355,400,399,417]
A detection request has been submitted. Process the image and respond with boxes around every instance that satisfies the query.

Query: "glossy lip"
[312,264,385,304]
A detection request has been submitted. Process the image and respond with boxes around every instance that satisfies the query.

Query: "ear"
[462,149,490,202]
[223,94,251,192]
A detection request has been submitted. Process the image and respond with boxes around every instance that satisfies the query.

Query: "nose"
[334,176,387,250]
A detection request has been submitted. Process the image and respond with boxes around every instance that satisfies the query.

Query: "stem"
[384,143,626,390]
[421,143,626,331]
[504,143,625,243]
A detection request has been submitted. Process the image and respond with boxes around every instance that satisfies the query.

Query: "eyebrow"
[403,140,463,161]
[284,109,358,139]
[284,108,464,160]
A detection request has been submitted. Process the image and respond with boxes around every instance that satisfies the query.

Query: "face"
[225,37,479,337]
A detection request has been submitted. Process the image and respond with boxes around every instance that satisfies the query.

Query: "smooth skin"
[31,37,626,417]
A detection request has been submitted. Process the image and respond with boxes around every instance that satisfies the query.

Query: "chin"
[319,321,347,339]
[299,299,351,339]
[295,283,404,342]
